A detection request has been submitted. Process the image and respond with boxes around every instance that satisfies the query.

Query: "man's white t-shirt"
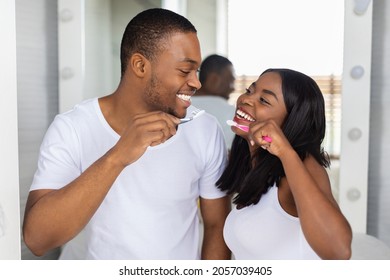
[30,98,228,259]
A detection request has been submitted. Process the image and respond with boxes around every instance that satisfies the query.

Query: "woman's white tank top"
[224,186,320,259]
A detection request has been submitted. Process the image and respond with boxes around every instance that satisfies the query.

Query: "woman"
[218,68,352,259]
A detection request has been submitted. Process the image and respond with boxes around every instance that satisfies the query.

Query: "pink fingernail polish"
[262,136,272,143]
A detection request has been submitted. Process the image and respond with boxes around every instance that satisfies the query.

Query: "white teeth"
[236,109,255,122]
[177,94,191,101]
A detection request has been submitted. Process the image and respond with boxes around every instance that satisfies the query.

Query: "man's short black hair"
[120,8,197,77]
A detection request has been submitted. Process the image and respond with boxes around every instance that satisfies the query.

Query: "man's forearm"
[201,226,231,260]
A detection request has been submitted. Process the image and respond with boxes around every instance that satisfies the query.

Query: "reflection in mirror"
[57,0,345,260]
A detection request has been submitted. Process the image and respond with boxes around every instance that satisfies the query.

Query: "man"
[191,54,236,149]
[23,8,231,260]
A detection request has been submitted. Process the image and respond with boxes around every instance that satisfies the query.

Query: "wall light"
[60,9,73,22]
[347,188,361,202]
[353,0,371,15]
[61,67,74,80]
[348,128,362,141]
[350,65,365,79]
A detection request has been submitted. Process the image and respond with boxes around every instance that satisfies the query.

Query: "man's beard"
[144,73,177,117]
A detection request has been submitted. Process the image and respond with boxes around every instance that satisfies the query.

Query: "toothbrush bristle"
[226,120,249,132]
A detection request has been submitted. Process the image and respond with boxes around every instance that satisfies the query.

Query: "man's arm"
[23,111,180,256]
[22,151,126,256]
[199,196,231,260]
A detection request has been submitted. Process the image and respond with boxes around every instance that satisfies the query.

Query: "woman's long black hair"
[216,68,330,208]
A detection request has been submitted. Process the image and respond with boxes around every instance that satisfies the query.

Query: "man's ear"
[130,53,149,78]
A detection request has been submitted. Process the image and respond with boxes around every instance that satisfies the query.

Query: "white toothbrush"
[179,108,205,124]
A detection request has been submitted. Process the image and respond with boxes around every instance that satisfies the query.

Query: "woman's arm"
[279,151,352,260]
[250,120,352,259]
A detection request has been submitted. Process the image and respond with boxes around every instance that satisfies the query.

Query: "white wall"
[187,0,218,58]
[58,0,85,113]
[368,0,390,247]
[16,0,60,259]
[84,0,113,100]
[0,0,21,260]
